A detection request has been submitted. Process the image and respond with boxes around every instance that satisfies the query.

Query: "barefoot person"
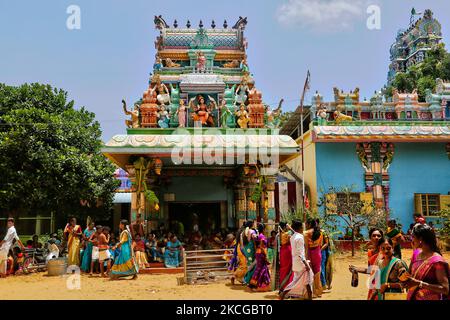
[0,218,25,278]
[98,227,112,277]
[305,218,323,297]
[110,220,138,280]
[89,225,102,276]
[248,223,271,292]
[64,217,83,267]
[279,220,313,300]
[81,222,95,273]
[277,222,293,292]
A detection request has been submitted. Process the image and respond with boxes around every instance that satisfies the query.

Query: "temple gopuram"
[102,16,299,234]
[387,9,442,84]
[281,83,450,233]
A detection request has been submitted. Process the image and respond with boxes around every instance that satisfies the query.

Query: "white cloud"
[277,0,366,32]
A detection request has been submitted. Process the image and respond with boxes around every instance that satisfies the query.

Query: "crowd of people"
[349,215,449,300]
[1,213,449,300]
[227,218,333,299]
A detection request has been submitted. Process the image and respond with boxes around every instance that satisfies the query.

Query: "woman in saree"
[320,227,333,290]
[81,222,96,273]
[349,227,384,299]
[386,219,404,259]
[249,223,271,292]
[404,224,449,300]
[277,222,293,292]
[230,222,249,285]
[110,220,138,280]
[242,220,257,285]
[164,235,182,268]
[63,217,83,267]
[371,238,408,300]
[305,218,323,298]
[132,234,148,269]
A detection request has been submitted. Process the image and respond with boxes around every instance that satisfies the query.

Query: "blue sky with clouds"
[1,0,449,141]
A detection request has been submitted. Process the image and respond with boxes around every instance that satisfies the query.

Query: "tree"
[318,185,387,256]
[386,44,450,101]
[0,83,119,227]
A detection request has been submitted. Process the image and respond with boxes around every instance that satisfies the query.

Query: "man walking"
[0,218,25,277]
[279,220,313,300]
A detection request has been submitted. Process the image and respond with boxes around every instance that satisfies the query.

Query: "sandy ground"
[0,249,448,300]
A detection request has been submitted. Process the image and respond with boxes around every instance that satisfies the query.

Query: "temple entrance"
[168,202,221,236]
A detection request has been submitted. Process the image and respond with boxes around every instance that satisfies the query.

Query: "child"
[26,240,33,249]
[98,226,111,277]
[89,225,102,276]
[145,233,162,262]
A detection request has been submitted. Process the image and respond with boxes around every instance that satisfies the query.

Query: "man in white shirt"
[0,218,25,277]
[279,220,313,300]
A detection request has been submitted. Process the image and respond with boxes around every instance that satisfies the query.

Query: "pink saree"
[407,251,450,300]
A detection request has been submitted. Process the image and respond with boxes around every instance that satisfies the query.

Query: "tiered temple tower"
[102,16,299,234]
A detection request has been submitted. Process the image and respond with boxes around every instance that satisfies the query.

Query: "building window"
[415,193,441,216]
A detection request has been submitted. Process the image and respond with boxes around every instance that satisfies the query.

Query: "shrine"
[102,16,299,235]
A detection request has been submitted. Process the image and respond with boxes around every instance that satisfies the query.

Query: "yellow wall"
[282,129,318,210]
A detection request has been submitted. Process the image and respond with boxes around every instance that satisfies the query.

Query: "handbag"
[384,288,407,300]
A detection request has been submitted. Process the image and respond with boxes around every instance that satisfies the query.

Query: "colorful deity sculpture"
[219,99,233,128]
[189,95,217,127]
[196,51,207,72]
[223,60,239,68]
[153,55,163,71]
[123,100,140,128]
[266,100,283,128]
[152,74,171,105]
[176,99,187,128]
[316,103,328,125]
[165,58,181,68]
[157,105,170,128]
[235,74,250,105]
[235,104,250,128]
[240,57,249,73]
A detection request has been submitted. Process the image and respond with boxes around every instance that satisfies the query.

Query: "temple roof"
[154,15,247,50]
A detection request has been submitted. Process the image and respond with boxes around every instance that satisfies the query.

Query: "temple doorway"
[168,202,221,235]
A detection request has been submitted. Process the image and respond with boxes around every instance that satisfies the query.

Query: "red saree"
[279,232,293,291]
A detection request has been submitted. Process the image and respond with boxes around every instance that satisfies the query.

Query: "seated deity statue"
[189,95,217,127]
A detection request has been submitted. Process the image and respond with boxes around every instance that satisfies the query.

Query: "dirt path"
[1,249,447,300]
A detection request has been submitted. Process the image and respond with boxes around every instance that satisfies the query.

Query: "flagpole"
[299,70,310,224]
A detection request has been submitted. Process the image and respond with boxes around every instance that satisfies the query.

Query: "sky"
[1,0,449,141]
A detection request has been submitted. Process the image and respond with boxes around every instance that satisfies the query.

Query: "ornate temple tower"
[102,16,299,233]
[387,9,442,85]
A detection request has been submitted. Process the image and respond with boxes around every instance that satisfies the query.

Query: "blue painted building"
[281,86,450,234]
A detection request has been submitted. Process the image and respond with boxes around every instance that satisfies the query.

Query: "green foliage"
[386,44,450,101]
[0,83,119,224]
[435,204,450,240]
